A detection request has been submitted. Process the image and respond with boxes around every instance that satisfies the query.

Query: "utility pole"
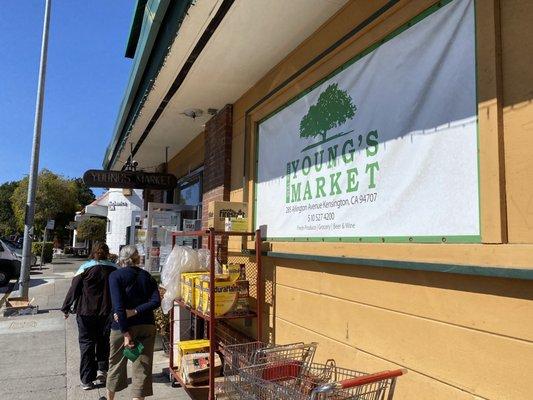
[18,0,52,298]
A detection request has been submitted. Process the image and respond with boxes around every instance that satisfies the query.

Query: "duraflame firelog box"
[207,201,248,231]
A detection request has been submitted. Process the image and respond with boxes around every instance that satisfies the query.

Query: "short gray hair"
[119,245,139,266]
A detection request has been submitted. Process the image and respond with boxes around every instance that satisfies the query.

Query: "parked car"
[1,238,37,266]
[3,237,21,249]
[0,239,22,286]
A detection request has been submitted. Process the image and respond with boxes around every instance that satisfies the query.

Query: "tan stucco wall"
[170,1,533,398]
[268,257,533,400]
[230,0,533,252]
[167,131,205,179]
[501,0,533,243]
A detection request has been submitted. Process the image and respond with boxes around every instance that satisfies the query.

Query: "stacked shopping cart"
[217,341,407,400]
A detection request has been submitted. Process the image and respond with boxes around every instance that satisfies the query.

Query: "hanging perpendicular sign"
[83,169,178,190]
[46,220,55,230]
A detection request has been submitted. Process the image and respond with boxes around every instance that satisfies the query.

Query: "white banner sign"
[255,0,479,241]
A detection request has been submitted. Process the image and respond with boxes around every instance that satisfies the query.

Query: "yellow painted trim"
[476,0,507,244]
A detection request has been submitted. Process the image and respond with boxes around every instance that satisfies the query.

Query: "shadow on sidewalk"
[28,278,48,288]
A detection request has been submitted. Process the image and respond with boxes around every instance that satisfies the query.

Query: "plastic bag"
[160,245,202,314]
[197,248,222,274]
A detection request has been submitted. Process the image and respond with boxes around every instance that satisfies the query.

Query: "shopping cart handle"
[339,369,408,389]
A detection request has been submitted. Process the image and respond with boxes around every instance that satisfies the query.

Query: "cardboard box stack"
[182,352,222,385]
[207,201,248,231]
[198,264,249,317]
[179,264,250,317]
[181,272,209,308]
[174,339,210,370]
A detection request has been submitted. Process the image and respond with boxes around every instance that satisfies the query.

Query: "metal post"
[18,0,52,298]
[208,229,215,400]
[39,228,47,270]
[255,229,263,342]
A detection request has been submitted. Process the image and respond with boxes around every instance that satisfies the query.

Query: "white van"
[0,239,22,286]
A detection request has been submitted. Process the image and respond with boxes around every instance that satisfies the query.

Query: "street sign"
[45,220,55,230]
[83,169,177,190]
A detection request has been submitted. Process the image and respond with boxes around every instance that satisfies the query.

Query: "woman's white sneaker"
[81,382,95,390]
[96,370,107,385]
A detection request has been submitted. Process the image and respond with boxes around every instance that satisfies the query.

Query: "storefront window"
[176,170,202,207]
[175,169,203,248]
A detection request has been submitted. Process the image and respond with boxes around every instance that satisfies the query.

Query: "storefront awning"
[104,0,348,171]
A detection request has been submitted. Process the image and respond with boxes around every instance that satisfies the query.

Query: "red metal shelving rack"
[168,228,263,400]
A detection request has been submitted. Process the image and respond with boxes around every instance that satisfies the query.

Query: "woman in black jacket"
[103,245,160,400]
[62,242,117,390]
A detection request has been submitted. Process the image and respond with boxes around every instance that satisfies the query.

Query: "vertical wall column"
[477,0,507,243]
[202,105,233,241]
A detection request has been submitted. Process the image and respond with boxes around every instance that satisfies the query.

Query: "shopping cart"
[219,341,318,398]
[228,359,407,400]
[222,341,317,375]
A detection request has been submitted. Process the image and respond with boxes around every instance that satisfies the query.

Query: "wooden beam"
[476,0,507,243]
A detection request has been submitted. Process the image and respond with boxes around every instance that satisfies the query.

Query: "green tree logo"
[299,83,357,146]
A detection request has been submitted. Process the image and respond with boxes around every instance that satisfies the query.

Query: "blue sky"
[0,1,133,187]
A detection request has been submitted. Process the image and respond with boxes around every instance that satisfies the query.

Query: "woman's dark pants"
[76,314,111,384]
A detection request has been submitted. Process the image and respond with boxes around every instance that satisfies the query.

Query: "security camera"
[132,160,139,168]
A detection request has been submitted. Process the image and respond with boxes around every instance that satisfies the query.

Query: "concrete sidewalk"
[0,257,191,400]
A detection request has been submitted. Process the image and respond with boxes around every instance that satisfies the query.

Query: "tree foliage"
[53,178,95,243]
[11,170,79,234]
[32,242,54,263]
[0,181,18,236]
[73,178,95,208]
[76,218,106,243]
[299,83,357,142]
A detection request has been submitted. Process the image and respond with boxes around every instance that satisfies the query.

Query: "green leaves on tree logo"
[299,83,357,144]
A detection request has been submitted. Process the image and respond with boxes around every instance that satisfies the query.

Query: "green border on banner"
[264,235,481,243]
[253,0,481,244]
[254,120,259,233]
[473,0,483,237]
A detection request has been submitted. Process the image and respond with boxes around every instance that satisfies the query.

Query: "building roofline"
[125,0,148,59]
[103,0,192,170]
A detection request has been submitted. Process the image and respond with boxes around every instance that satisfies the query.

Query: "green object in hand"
[123,342,144,362]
